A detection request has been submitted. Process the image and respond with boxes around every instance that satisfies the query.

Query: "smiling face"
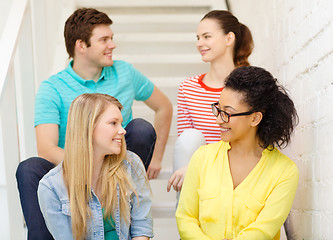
[216,88,259,144]
[196,18,231,63]
[92,103,126,159]
[83,24,116,68]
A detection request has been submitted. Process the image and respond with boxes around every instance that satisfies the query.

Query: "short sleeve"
[34,81,62,127]
[127,63,154,101]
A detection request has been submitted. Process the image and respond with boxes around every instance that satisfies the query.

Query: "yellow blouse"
[176,141,299,240]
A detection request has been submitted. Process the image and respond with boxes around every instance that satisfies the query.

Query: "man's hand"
[147,156,162,180]
[167,166,187,192]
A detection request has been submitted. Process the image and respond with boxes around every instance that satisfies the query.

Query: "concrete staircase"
[75,1,222,239]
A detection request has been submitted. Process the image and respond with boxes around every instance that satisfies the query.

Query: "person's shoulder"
[39,163,64,189]
[39,68,69,87]
[266,147,299,176]
[191,141,226,163]
[124,151,144,169]
[180,74,205,86]
[198,141,227,152]
[123,151,146,178]
[269,148,296,165]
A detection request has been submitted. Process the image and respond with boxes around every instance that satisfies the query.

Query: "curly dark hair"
[64,8,112,58]
[224,66,298,149]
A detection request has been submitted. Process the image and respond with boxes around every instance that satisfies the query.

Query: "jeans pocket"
[61,200,71,216]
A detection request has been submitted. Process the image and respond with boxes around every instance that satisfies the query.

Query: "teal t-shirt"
[102,209,119,240]
[34,60,154,148]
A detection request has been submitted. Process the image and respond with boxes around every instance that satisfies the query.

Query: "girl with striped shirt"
[167,10,254,193]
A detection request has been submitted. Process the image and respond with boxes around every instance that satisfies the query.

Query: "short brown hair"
[64,8,112,58]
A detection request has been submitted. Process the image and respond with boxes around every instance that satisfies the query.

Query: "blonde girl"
[38,93,152,240]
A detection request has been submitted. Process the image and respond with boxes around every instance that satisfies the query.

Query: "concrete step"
[113,53,208,77]
[114,53,202,63]
[116,32,196,43]
[76,0,212,8]
[152,201,176,218]
[149,77,184,88]
[132,105,177,135]
[109,12,202,33]
[161,144,175,168]
[113,21,197,33]
[115,41,197,55]
[155,168,173,180]
[132,85,178,105]
[153,218,180,240]
[132,61,208,77]
[111,13,203,23]
[150,177,176,203]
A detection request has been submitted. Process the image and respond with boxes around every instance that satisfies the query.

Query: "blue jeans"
[16,118,156,240]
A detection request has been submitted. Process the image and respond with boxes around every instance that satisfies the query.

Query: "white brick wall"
[230,0,333,239]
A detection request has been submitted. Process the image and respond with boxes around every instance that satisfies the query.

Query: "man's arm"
[144,86,172,180]
[35,124,64,165]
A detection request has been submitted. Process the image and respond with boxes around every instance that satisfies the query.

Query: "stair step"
[114,53,202,63]
[148,77,184,88]
[132,106,177,134]
[116,33,196,42]
[132,85,178,104]
[115,41,197,55]
[155,168,173,180]
[112,22,198,33]
[115,33,197,55]
[77,0,212,8]
[109,13,201,33]
[152,202,176,218]
[112,13,202,23]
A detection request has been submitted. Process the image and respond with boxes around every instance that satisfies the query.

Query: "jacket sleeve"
[128,152,154,238]
[175,147,212,240]
[37,180,73,239]
[235,164,299,240]
[177,81,194,136]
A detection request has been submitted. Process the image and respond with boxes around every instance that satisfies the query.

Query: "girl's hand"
[167,166,187,192]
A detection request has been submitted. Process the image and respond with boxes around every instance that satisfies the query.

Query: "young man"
[16,8,172,239]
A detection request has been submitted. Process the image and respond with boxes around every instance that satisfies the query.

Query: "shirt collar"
[65,60,106,85]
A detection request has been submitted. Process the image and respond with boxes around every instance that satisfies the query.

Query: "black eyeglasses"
[211,102,253,123]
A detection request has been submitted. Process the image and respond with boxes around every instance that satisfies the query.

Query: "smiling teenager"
[175,66,299,240]
[38,93,153,240]
[168,10,253,193]
[16,8,171,240]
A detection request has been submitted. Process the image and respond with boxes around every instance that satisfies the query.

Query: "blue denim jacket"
[38,151,153,240]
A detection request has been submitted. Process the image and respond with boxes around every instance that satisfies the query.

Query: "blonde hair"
[63,93,134,240]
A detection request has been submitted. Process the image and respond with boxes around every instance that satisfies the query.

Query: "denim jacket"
[37,151,153,240]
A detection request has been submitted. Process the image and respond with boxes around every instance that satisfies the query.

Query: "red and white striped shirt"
[177,74,223,144]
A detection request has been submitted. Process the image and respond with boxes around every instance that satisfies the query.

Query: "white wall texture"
[230,0,333,239]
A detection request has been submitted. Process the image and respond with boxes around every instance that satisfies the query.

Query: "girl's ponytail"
[234,23,254,67]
